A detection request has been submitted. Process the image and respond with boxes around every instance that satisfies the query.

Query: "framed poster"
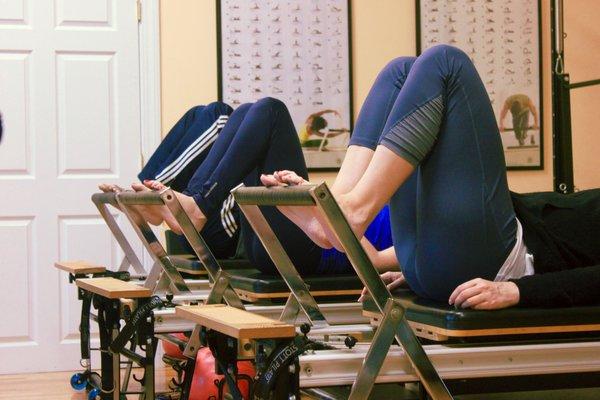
[417,0,543,170]
[217,0,353,170]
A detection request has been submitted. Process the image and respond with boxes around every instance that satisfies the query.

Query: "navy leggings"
[351,45,517,301]
[184,98,323,274]
[138,102,238,258]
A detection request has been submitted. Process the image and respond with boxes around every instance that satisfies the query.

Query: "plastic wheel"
[70,373,87,391]
[87,387,100,400]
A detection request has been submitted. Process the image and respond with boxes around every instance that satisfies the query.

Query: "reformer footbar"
[232,183,453,400]
[117,189,243,308]
[92,192,147,276]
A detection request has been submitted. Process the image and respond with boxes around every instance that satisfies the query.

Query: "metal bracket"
[233,185,328,327]
[183,324,203,359]
[349,298,404,400]
[280,294,302,324]
[92,192,146,275]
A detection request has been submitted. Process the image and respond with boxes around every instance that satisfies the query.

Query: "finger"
[151,181,166,190]
[449,279,479,304]
[472,301,494,310]
[358,287,368,302]
[260,174,282,187]
[131,182,148,192]
[387,276,406,292]
[278,171,304,185]
[453,286,485,308]
[379,272,391,284]
[460,292,489,309]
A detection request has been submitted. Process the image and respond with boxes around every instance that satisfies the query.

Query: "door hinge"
[136,0,142,22]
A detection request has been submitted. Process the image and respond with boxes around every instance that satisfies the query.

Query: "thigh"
[350,57,416,149]
[155,102,233,191]
[139,105,204,182]
[385,46,516,300]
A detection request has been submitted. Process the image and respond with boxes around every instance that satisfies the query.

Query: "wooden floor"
[0,367,176,400]
[2,368,600,400]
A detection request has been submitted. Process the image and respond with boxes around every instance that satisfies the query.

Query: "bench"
[54,260,106,275]
[76,277,151,299]
[363,290,600,341]
[176,304,295,339]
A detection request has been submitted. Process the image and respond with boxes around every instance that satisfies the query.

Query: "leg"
[134,103,253,233]
[147,102,232,191]
[332,57,417,196]
[273,58,418,249]
[341,45,517,301]
[186,97,322,274]
[138,105,205,182]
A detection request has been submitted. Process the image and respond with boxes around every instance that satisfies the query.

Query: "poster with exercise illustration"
[218,0,352,169]
[418,0,543,169]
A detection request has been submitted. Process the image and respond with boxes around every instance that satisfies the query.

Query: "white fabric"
[494,218,535,282]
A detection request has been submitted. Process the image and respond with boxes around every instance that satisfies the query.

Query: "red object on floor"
[189,347,255,400]
[161,332,188,359]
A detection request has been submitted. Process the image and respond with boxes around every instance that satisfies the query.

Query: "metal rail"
[299,341,600,388]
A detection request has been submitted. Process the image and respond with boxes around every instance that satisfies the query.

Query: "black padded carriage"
[225,269,363,301]
[166,230,363,301]
[362,290,600,341]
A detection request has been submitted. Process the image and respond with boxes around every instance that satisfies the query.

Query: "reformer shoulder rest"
[363,290,600,341]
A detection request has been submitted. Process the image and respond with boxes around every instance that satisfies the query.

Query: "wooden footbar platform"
[176,304,295,339]
[54,260,106,274]
[76,277,151,299]
[235,287,361,302]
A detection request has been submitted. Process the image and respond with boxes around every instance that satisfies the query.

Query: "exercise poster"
[218,0,353,170]
[418,0,543,169]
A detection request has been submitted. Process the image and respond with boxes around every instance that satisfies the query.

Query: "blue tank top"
[317,205,393,274]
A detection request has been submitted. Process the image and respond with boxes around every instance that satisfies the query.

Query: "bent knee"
[204,101,233,117]
[255,96,287,113]
[421,44,469,64]
[379,56,416,84]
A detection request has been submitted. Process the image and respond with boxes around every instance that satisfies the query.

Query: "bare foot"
[260,173,335,249]
[98,183,125,210]
[98,183,124,193]
[262,171,370,251]
[140,180,208,234]
[129,183,165,226]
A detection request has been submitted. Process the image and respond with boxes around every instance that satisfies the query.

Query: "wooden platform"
[235,288,361,302]
[76,277,151,299]
[54,260,105,274]
[363,309,600,342]
[176,304,295,339]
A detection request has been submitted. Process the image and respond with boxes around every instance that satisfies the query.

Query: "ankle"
[338,192,370,235]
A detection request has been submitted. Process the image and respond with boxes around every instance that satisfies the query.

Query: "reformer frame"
[551,0,600,193]
[232,183,453,400]
[62,190,245,400]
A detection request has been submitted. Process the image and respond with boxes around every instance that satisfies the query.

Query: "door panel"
[0,0,142,373]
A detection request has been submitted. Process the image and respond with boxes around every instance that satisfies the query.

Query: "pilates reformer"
[170,183,600,400]
[55,191,220,400]
[59,188,373,399]
[61,184,600,399]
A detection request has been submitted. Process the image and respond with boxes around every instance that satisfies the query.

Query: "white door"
[0,0,142,373]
